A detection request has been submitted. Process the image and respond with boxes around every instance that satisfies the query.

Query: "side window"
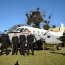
[37,31,40,34]
[47,36,50,38]
[20,28,24,32]
[24,28,30,32]
[16,28,20,32]
[41,32,44,35]
[33,30,35,33]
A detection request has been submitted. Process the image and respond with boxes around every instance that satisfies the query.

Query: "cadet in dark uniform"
[19,32,26,55]
[1,31,9,55]
[27,31,35,55]
[12,33,19,55]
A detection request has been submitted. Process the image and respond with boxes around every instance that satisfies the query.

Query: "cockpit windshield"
[16,28,30,33]
[16,28,24,32]
[20,28,24,32]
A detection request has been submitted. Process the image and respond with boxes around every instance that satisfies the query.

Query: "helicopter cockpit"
[16,28,30,34]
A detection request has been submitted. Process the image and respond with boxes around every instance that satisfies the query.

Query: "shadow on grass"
[50,51,65,56]
[0,49,11,56]
[14,61,19,65]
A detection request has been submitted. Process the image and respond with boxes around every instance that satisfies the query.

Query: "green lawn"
[0,47,65,65]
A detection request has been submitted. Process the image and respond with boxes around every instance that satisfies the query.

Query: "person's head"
[14,33,17,36]
[28,31,32,35]
[20,32,24,35]
[4,30,7,34]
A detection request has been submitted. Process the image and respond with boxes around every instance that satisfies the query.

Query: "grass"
[0,47,65,65]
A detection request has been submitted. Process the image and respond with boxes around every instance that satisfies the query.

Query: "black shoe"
[23,54,25,56]
[6,52,8,55]
[12,53,14,55]
[16,53,18,55]
[0,53,3,55]
[22,53,25,56]
[32,53,34,56]
[6,53,8,55]
[20,53,23,55]
[27,53,29,56]
[27,52,29,55]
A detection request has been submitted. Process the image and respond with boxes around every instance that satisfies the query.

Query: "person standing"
[19,32,26,55]
[12,33,19,55]
[27,31,35,55]
[1,31,10,55]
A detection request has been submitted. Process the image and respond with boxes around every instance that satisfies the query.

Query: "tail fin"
[59,23,64,32]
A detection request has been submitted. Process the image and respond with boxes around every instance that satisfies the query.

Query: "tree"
[26,8,52,30]
[43,15,51,30]
[52,24,56,28]
[26,8,43,28]
[43,22,50,30]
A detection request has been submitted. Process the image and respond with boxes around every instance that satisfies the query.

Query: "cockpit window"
[16,28,24,32]
[47,36,50,38]
[20,28,24,32]
[33,30,35,33]
[41,32,44,35]
[16,28,30,33]
[24,28,30,32]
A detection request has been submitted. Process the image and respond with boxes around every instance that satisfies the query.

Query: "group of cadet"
[1,31,36,56]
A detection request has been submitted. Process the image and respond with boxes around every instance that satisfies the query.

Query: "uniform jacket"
[12,36,19,44]
[2,34,10,43]
[27,34,35,42]
[19,35,26,43]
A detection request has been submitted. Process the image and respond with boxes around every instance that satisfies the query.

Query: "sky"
[0,0,65,32]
